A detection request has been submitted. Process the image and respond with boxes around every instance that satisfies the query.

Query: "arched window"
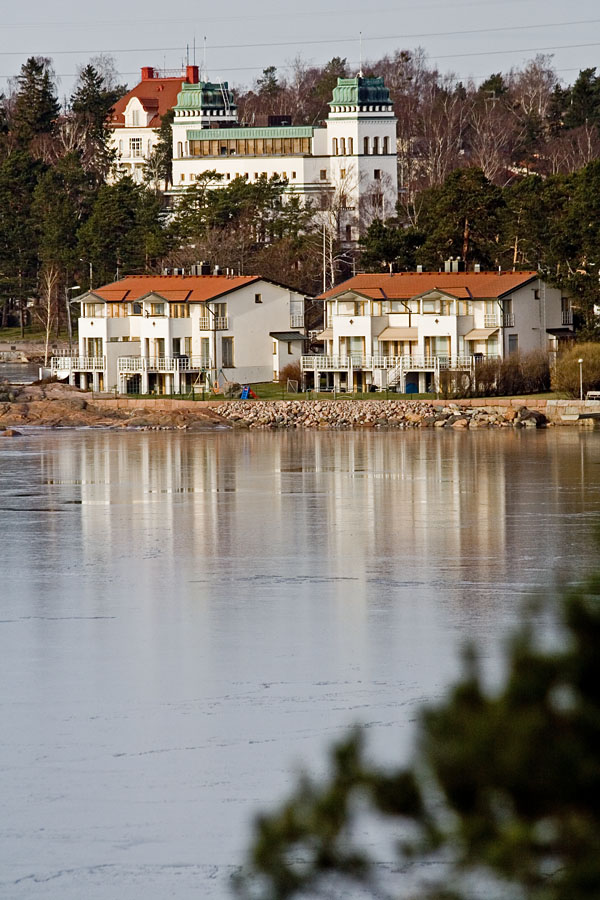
[348,137,353,154]
[364,136,369,155]
[373,137,379,155]
[177,142,183,158]
[383,136,389,154]
[332,138,338,155]
[340,138,346,155]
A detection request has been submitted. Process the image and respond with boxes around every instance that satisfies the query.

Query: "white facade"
[302,272,573,392]
[51,276,306,393]
[170,76,398,242]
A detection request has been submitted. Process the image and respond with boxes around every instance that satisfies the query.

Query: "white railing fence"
[51,356,105,371]
[117,356,213,372]
[198,316,228,330]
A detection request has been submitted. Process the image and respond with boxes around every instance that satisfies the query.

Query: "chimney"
[141,67,155,81]
[186,65,199,84]
[444,258,452,273]
[416,264,423,273]
[474,263,481,273]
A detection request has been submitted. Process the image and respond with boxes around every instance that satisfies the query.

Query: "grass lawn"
[0,326,71,343]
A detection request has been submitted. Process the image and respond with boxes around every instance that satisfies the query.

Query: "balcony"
[562,310,573,325]
[301,355,477,372]
[51,356,105,372]
[503,313,515,327]
[118,356,213,373]
[290,314,305,328]
[198,316,228,330]
[484,314,500,327]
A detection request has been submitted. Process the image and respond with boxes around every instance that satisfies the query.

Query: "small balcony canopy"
[378,326,418,340]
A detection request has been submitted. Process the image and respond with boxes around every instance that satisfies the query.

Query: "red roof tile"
[321,271,538,300]
[92,275,261,303]
[108,66,199,128]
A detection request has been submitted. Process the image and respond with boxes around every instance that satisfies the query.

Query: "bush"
[278,361,302,385]
[553,342,600,397]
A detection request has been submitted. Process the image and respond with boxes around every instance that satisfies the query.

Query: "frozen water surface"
[1,428,599,899]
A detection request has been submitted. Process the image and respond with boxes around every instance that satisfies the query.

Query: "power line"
[1,17,600,57]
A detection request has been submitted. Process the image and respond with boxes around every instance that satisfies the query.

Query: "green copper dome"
[329,76,392,107]
[175,81,237,112]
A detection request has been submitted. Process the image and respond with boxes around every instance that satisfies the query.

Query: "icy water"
[1,428,599,900]
[0,362,40,384]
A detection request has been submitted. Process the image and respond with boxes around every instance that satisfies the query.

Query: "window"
[373,137,379,155]
[151,303,165,316]
[131,109,139,126]
[129,137,142,158]
[83,303,104,318]
[364,136,369,155]
[287,341,293,354]
[340,138,346,155]
[374,169,381,180]
[345,224,352,241]
[226,173,231,179]
[340,168,346,179]
[201,337,210,363]
[273,341,277,355]
[332,138,338,155]
[180,173,185,181]
[508,334,519,355]
[222,337,234,367]
[177,142,183,158]
[534,288,540,299]
[118,139,123,154]
[383,136,389,154]
[320,169,327,180]
[254,293,262,304]
[348,137,353,154]
[170,303,189,318]
[131,302,142,315]
[292,171,296,179]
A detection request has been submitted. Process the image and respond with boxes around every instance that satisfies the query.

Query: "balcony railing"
[51,356,105,371]
[503,313,515,327]
[118,356,213,373]
[484,314,500,327]
[290,314,305,328]
[301,354,480,372]
[562,310,573,325]
[198,316,228,330]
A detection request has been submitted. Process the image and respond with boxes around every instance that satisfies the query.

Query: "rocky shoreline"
[1,382,592,436]
[213,399,549,429]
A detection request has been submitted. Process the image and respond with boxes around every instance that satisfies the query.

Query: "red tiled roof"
[108,67,198,128]
[321,271,538,300]
[92,275,261,302]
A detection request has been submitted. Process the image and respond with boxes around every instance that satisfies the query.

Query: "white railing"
[51,356,105,371]
[117,356,213,373]
[484,314,500,327]
[300,355,477,372]
[198,316,228,330]
[503,313,515,327]
[290,315,304,328]
[562,310,573,325]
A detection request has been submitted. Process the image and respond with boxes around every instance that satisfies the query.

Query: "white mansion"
[109,66,398,242]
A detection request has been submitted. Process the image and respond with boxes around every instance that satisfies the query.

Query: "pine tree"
[11,57,59,144]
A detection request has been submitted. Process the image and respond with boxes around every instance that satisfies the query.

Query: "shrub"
[553,342,600,397]
[278,361,302,384]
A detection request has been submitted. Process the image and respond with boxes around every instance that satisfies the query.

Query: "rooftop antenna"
[193,34,196,66]
[359,31,363,77]
[203,36,208,81]
[186,44,189,67]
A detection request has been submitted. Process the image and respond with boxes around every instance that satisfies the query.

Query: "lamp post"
[80,258,93,291]
[65,285,81,354]
[579,357,584,400]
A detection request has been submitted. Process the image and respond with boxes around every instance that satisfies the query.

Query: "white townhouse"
[302,270,574,392]
[170,75,398,242]
[52,274,307,393]
[107,65,201,184]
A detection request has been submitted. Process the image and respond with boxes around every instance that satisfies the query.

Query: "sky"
[2,0,600,100]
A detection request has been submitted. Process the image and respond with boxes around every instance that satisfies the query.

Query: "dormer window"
[132,109,139,126]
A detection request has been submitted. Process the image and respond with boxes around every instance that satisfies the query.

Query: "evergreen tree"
[77,177,167,284]
[359,220,424,271]
[11,57,59,144]
[237,571,600,900]
[70,64,123,135]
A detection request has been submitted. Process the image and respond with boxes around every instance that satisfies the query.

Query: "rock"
[0,429,22,437]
